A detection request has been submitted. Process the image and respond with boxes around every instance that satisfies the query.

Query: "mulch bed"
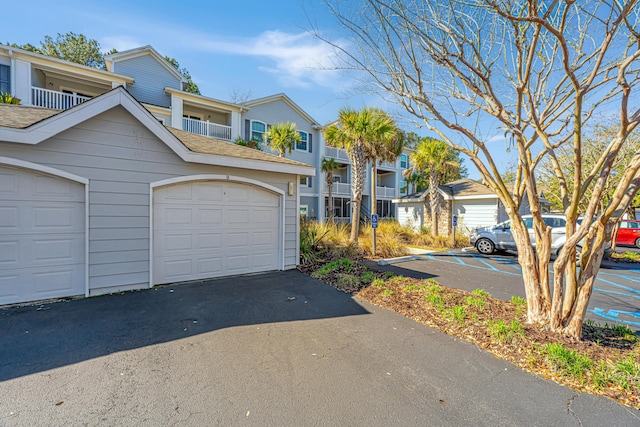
[298,255,640,409]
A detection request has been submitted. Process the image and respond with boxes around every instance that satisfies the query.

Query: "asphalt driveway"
[1,270,638,426]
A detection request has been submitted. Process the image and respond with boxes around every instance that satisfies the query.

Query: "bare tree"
[321,0,640,338]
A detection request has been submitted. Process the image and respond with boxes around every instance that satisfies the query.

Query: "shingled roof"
[0,104,62,128]
[166,127,309,167]
[0,103,310,169]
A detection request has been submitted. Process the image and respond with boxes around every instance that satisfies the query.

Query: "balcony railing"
[376,186,396,198]
[324,182,351,195]
[32,87,91,109]
[324,147,350,162]
[183,117,232,141]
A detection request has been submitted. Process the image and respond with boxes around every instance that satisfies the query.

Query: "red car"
[615,220,640,248]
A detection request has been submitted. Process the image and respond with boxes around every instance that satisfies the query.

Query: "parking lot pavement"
[371,250,640,331]
[1,270,638,425]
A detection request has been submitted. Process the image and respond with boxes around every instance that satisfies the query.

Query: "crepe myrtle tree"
[321,0,640,338]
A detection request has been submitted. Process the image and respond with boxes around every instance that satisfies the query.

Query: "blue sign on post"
[452,215,458,227]
[371,214,379,229]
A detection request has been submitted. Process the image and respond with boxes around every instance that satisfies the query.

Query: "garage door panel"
[164,207,193,225]
[197,184,223,201]
[0,207,18,229]
[198,209,222,225]
[199,233,222,250]
[0,165,85,305]
[153,181,280,285]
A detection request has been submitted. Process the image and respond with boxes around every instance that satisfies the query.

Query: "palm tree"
[366,118,402,222]
[410,137,459,236]
[324,107,399,243]
[321,157,341,222]
[265,122,301,157]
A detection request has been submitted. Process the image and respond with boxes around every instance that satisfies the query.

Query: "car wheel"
[476,238,495,255]
[635,238,640,249]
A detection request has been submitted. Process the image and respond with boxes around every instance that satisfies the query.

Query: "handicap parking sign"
[371,214,379,229]
[452,215,458,227]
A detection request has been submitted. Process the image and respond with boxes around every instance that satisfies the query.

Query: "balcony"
[32,87,91,109]
[324,147,350,162]
[324,182,351,196]
[183,117,232,141]
[376,186,396,199]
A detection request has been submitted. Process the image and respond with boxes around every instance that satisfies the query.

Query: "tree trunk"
[511,218,547,324]
[371,161,377,254]
[429,169,439,236]
[327,172,334,222]
[349,141,367,243]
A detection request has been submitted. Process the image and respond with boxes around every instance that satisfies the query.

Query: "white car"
[469,214,570,255]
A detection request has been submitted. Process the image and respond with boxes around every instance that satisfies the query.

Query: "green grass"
[371,278,386,289]
[472,289,491,298]
[382,289,394,297]
[444,305,467,324]
[487,319,525,344]
[464,295,486,309]
[544,343,593,380]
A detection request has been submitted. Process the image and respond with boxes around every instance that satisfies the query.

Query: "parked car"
[615,220,640,248]
[470,214,569,255]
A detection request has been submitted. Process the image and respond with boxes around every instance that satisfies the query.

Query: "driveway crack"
[567,394,583,426]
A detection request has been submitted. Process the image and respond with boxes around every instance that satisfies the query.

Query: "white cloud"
[100,36,143,53]
[196,30,348,88]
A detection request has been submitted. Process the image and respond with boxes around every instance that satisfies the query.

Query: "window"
[542,217,566,228]
[333,176,341,183]
[325,197,351,218]
[300,177,312,187]
[300,205,308,218]
[0,65,10,94]
[296,131,308,151]
[251,120,267,142]
[523,218,533,228]
[400,154,408,169]
[400,180,407,195]
[376,200,395,218]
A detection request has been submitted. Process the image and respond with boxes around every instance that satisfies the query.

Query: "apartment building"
[0,43,412,223]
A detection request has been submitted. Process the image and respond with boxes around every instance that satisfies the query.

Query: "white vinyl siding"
[452,199,498,232]
[0,165,85,305]
[397,203,425,231]
[0,107,299,297]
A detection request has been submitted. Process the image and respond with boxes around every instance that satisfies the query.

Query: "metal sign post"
[372,214,379,256]
[452,215,458,246]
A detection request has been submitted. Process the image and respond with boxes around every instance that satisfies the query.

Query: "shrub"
[487,319,525,344]
[544,343,593,380]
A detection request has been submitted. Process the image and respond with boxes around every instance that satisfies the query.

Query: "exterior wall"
[44,75,110,97]
[452,199,499,233]
[0,107,300,296]
[113,55,181,107]
[397,202,425,231]
[183,105,230,126]
[300,196,318,220]
[242,98,320,217]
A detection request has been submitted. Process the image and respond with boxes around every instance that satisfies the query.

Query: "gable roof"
[0,88,315,176]
[439,178,496,198]
[393,178,497,203]
[242,93,321,128]
[0,44,134,86]
[104,45,186,83]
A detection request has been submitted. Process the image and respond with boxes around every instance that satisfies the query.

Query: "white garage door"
[153,181,280,285]
[0,166,85,305]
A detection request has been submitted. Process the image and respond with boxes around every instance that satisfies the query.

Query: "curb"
[378,248,435,266]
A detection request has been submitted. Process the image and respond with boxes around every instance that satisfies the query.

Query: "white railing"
[324,147,350,162]
[324,182,351,195]
[379,159,397,169]
[183,117,232,141]
[376,186,396,198]
[32,87,91,109]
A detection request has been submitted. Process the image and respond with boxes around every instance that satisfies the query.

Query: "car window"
[631,222,640,229]
[620,221,630,228]
[523,218,533,229]
[543,217,566,228]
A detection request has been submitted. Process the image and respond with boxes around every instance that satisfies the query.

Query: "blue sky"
[4,0,376,125]
[4,0,512,179]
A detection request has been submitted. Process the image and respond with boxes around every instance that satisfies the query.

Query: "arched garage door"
[0,165,85,305]
[153,180,281,285]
